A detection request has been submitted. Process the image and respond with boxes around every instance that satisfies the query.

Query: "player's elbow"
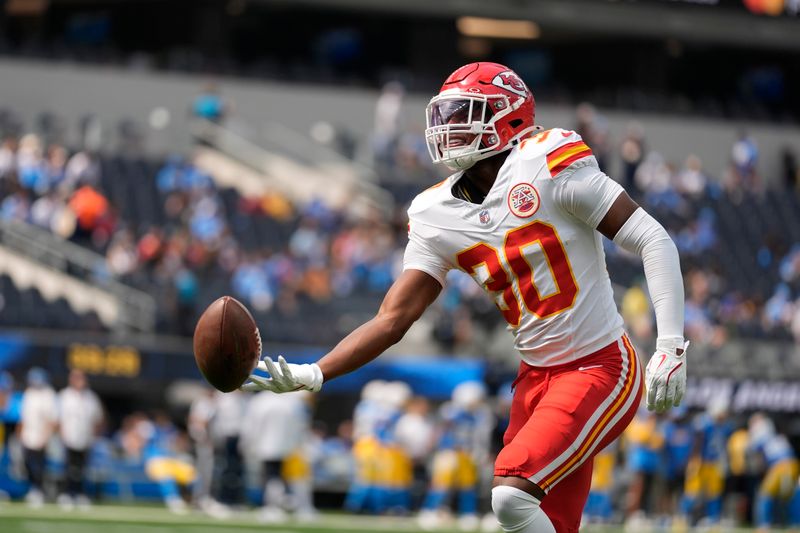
[377,310,417,345]
[642,227,679,258]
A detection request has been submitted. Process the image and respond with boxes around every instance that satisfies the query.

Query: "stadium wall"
[0,58,798,183]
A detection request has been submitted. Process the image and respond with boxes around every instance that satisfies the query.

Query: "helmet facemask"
[425,92,520,171]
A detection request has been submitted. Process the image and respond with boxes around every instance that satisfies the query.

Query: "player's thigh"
[762,460,799,499]
[684,459,701,496]
[456,451,478,490]
[282,452,310,481]
[495,338,642,492]
[700,463,724,498]
[431,450,458,489]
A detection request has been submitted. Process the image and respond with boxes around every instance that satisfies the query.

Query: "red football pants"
[495,335,643,533]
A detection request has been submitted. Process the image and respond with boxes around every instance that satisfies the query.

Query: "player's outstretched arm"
[241,269,442,393]
[316,269,442,380]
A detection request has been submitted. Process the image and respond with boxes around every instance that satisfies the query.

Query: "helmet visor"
[428,98,492,128]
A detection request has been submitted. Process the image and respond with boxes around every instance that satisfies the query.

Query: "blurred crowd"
[3,368,800,531]
[0,111,407,339]
[1,92,800,350]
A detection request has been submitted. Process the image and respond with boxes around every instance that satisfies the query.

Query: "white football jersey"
[404,129,625,367]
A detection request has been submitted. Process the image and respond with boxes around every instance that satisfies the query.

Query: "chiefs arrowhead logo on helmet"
[492,71,528,98]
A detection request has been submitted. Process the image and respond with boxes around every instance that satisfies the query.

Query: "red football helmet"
[425,62,538,171]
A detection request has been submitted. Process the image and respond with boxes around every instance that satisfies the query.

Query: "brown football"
[193,296,261,392]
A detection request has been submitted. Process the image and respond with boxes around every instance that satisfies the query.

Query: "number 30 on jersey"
[456,221,578,326]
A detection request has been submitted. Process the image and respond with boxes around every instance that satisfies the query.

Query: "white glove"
[240,355,323,393]
[645,337,689,413]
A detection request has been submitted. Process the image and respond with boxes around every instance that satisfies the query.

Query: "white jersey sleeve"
[551,162,625,229]
[403,220,452,287]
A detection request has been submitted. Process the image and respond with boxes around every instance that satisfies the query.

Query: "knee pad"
[491,486,554,533]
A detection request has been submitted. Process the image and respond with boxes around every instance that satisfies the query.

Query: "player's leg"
[260,459,287,522]
[540,459,593,532]
[786,460,800,528]
[585,449,614,523]
[492,336,642,533]
[145,458,187,514]
[680,457,700,521]
[386,446,412,512]
[455,451,480,529]
[345,436,375,512]
[282,452,316,519]
[789,481,800,528]
[418,450,457,529]
[754,463,780,530]
[420,449,456,517]
[702,463,724,523]
[23,446,46,504]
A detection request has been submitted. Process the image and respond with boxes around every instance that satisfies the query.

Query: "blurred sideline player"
[622,404,664,524]
[726,424,752,526]
[748,413,800,531]
[679,395,732,527]
[144,413,196,514]
[19,367,57,508]
[57,369,103,510]
[243,62,688,533]
[187,387,230,518]
[346,380,388,513]
[374,382,414,514]
[394,395,436,510]
[660,404,694,518]
[418,381,494,530]
[240,390,316,522]
[582,438,618,524]
[345,380,414,514]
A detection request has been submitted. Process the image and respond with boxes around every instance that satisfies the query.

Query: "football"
[193,296,262,392]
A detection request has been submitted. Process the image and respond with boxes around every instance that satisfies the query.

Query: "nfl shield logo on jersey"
[508,183,540,218]
[479,209,491,224]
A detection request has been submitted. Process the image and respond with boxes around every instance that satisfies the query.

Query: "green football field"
[0,503,762,533]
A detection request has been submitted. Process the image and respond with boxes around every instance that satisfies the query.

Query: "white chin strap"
[443,144,515,171]
[443,147,479,171]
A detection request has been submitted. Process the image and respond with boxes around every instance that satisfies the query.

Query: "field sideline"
[0,503,764,533]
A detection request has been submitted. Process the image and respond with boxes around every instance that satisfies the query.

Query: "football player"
[679,395,731,527]
[243,62,687,533]
[748,413,800,531]
[418,381,494,530]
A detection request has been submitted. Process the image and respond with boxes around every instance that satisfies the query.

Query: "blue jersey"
[694,414,732,463]
[662,420,694,477]
[438,404,480,451]
[143,424,178,460]
[436,402,493,454]
[375,410,403,444]
[353,399,392,439]
[752,433,795,467]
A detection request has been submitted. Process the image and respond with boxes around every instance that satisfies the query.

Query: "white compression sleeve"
[491,486,555,533]
[612,208,685,343]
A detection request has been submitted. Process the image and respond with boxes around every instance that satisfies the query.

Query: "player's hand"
[645,337,689,413]
[240,355,323,393]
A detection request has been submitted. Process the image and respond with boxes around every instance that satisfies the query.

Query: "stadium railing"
[0,220,156,332]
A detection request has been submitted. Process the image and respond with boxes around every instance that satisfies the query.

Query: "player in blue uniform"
[660,405,694,518]
[680,396,732,526]
[419,381,493,530]
[748,413,800,531]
